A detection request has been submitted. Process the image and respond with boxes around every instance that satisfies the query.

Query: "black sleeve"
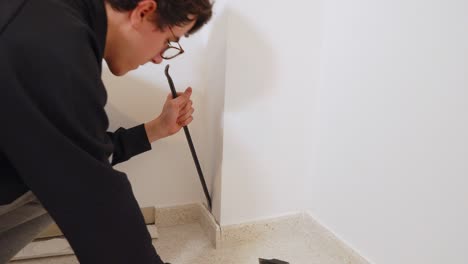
[107,124,152,166]
[0,15,163,264]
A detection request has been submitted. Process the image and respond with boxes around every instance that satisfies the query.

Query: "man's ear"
[129,0,157,29]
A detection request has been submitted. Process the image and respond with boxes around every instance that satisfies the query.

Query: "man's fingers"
[177,108,194,123]
[180,99,193,116]
[172,89,192,106]
[176,87,192,98]
[180,100,193,113]
[178,116,194,127]
[172,87,192,97]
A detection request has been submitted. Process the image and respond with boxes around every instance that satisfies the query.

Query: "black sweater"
[0,0,164,263]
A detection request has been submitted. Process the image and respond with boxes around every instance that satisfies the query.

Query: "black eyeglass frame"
[161,27,185,60]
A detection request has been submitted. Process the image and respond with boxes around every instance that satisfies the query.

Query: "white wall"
[218,0,321,225]
[218,0,468,263]
[103,0,468,263]
[197,0,229,221]
[311,1,468,264]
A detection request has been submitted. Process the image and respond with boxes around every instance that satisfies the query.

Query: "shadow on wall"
[223,10,278,111]
[198,6,228,223]
[200,7,277,222]
[102,68,167,131]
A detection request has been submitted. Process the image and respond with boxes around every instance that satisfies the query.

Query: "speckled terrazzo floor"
[10,222,349,264]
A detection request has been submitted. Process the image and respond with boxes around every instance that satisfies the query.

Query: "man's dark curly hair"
[106,0,213,35]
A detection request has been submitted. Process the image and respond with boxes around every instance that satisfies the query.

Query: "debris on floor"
[259,258,289,264]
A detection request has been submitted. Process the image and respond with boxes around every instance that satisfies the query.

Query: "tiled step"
[12,225,158,261]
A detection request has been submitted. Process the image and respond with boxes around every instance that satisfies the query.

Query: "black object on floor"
[164,65,213,210]
[259,258,290,264]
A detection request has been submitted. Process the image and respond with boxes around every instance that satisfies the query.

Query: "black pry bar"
[164,64,212,211]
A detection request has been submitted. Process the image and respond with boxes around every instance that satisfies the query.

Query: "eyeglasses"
[161,27,185,60]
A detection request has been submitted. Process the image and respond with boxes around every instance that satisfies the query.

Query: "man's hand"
[144,87,194,143]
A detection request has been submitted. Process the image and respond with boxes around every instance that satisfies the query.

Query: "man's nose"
[152,54,163,64]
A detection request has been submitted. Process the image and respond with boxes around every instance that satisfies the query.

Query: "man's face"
[104,0,196,76]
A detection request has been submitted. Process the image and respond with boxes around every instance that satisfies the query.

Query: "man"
[0,0,212,263]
